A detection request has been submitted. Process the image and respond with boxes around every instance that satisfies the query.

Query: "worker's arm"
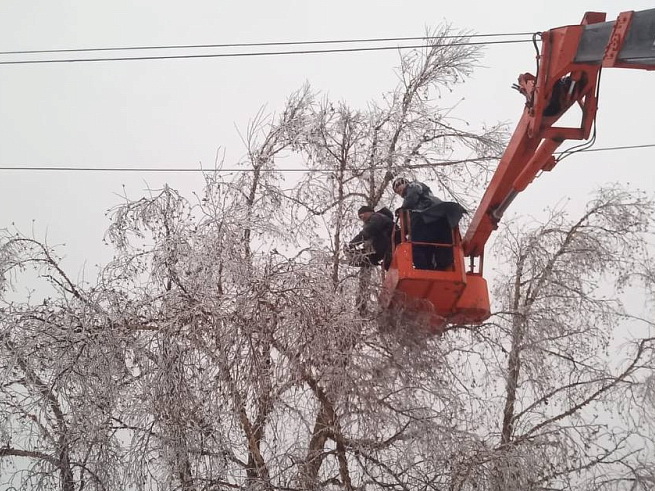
[349,231,365,247]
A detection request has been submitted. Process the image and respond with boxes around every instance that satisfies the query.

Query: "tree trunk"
[298,403,331,490]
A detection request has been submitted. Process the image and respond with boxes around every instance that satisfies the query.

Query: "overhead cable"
[0,143,653,173]
[0,39,533,65]
[0,32,534,56]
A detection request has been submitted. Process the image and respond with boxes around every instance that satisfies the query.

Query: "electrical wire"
[0,38,533,65]
[0,143,653,173]
[0,32,535,56]
[529,32,542,106]
[555,69,603,163]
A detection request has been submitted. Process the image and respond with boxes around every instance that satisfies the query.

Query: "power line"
[0,39,532,65]
[0,32,534,56]
[568,143,655,153]
[0,143,653,173]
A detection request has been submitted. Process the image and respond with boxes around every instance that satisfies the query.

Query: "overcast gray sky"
[1,0,654,280]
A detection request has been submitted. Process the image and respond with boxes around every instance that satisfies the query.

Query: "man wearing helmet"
[392,177,466,270]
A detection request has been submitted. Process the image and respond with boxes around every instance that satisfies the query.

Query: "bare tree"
[446,186,655,490]
[0,232,124,490]
[3,175,654,491]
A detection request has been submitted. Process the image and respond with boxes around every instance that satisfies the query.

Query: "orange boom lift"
[382,8,655,333]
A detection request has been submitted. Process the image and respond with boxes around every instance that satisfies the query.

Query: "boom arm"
[463,8,655,260]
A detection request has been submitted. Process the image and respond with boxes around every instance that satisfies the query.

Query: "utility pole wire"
[0,144,652,173]
[0,31,535,56]
[0,39,533,65]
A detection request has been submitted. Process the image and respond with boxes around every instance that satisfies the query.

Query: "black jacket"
[349,211,395,256]
[401,181,466,228]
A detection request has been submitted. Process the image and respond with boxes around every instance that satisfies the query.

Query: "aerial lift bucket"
[381,215,490,334]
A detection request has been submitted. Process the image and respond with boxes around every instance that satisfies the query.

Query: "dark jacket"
[349,211,395,258]
[401,181,466,228]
